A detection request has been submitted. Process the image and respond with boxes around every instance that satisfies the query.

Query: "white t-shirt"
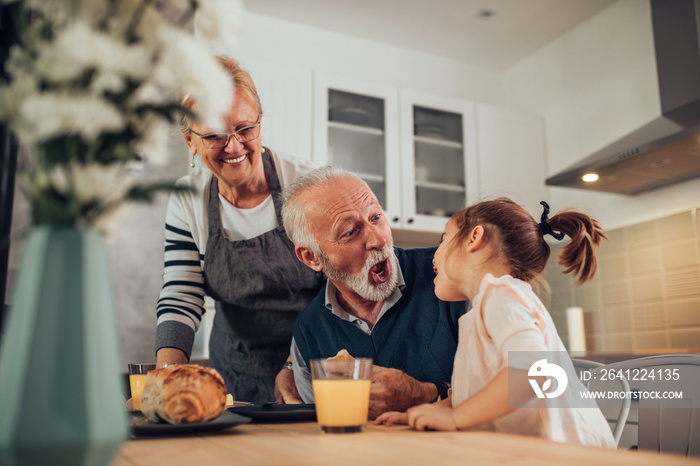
[219,193,277,241]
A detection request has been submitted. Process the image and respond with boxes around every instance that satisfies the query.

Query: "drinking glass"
[128,363,156,411]
[310,358,373,433]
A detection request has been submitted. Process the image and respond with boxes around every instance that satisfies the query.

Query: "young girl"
[375,198,615,448]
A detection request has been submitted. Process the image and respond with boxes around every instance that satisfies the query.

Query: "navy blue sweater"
[293,247,466,384]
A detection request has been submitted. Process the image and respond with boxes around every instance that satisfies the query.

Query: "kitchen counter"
[112,420,699,466]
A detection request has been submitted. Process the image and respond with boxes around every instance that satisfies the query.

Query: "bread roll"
[327,349,354,360]
[140,365,227,424]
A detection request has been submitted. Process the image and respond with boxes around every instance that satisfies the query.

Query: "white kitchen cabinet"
[399,90,480,232]
[313,74,545,236]
[313,74,480,234]
[313,73,402,225]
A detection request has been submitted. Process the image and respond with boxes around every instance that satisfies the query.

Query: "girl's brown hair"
[449,198,606,284]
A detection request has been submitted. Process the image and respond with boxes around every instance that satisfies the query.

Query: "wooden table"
[113,420,699,466]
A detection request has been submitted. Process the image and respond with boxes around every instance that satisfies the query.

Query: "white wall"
[231,13,505,108]
[475,103,547,218]
[504,0,700,230]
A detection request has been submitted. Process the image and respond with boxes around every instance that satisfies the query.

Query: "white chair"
[602,354,700,457]
[571,359,630,446]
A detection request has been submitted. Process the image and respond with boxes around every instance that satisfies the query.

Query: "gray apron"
[203,149,324,403]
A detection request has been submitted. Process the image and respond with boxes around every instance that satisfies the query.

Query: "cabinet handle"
[407,218,414,224]
[392,217,399,223]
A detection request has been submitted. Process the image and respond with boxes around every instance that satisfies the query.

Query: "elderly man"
[278,166,466,418]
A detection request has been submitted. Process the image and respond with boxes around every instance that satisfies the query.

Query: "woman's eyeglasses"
[191,123,261,149]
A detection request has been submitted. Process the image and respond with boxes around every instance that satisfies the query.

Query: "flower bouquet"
[0,0,241,463]
[0,0,240,228]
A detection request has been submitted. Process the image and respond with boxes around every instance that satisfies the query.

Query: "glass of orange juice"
[310,358,372,433]
[128,363,156,411]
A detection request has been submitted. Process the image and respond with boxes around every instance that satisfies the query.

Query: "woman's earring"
[191,154,196,168]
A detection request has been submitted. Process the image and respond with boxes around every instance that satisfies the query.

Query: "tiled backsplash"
[544,207,700,352]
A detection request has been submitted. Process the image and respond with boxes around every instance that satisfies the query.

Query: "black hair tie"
[539,201,565,240]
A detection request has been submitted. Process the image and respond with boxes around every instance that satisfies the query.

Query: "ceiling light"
[582,173,599,182]
[475,9,496,19]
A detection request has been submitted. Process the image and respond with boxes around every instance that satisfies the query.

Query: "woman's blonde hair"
[179,55,263,133]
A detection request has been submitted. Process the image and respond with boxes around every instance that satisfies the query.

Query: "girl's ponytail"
[541,202,606,284]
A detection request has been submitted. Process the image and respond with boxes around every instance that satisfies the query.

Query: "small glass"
[156,362,178,369]
[128,363,156,411]
[310,358,373,433]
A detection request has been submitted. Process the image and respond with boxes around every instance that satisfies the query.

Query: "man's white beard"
[318,245,399,302]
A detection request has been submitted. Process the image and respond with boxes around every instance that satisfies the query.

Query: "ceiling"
[244,0,617,71]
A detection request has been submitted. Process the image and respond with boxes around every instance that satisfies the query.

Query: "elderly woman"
[155,55,324,404]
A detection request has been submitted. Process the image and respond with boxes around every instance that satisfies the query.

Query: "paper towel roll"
[566,307,586,356]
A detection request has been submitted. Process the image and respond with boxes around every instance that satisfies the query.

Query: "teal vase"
[0,226,128,465]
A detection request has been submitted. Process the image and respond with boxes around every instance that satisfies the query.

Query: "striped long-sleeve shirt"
[155,149,316,359]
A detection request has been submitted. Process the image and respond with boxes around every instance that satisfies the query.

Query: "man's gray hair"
[281,165,373,253]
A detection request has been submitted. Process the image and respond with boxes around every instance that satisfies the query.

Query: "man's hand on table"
[274,366,303,404]
[368,366,438,419]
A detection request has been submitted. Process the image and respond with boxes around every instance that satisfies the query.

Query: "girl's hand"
[373,411,409,426]
[406,403,458,431]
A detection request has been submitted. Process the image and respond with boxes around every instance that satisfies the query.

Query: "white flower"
[152,26,233,131]
[195,0,245,53]
[34,21,152,88]
[69,162,132,206]
[0,73,37,121]
[91,73,127,94]
[41,161,128,205]
[47,164,70,194]
[1,0,244,227]
[18,92,127,142]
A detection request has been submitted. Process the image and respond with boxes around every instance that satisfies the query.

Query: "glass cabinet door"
[313,74,401,225]
[413,106,465,218]
[400,90,479,231]
[327,89,387,207]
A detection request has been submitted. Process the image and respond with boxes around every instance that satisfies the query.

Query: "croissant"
[140,364,227,424]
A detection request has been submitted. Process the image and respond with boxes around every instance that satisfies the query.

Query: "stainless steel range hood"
[545,0,700,195]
